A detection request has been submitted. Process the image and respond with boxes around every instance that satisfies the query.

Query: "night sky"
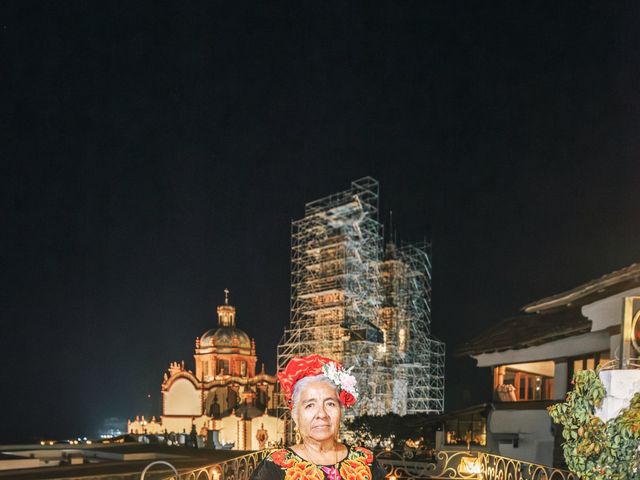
[3,2,640,442]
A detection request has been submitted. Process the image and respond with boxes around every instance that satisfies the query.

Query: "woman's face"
[294,380,342,443]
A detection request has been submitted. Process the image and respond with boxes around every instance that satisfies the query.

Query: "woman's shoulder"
[347,445,375,465]
[264,448,296,468]
[250,451,287,480]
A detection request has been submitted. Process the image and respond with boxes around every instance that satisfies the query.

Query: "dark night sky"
[2,2,640,442]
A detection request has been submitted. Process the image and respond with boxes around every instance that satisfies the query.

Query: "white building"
[456,263,640,467]
[129,291,284,450]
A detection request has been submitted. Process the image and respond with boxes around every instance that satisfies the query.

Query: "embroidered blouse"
[249,445,386,480]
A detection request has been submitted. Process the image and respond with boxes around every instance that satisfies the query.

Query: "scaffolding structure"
[382,241,445,414]
[277,177,444,440]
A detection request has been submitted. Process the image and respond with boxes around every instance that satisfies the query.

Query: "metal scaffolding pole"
[277,178,445,443]
[381,240,445,415]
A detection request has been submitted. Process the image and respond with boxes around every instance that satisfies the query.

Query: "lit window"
[445,413,487,446]
[495,361,554,401]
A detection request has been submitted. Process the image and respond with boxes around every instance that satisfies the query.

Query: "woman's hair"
[290,374,343,423]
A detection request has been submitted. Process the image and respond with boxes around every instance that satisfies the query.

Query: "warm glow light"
[459,456,482,475]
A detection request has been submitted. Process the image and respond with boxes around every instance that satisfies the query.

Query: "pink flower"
[340,373,357,391]
[321,466,341,480]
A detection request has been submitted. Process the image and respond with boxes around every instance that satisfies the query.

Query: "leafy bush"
[548,369,640,480]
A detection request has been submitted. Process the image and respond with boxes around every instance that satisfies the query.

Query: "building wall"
[127,417,163,435]
[164,378,201,415]
[473,330,610,367]
[249,414,285,450]
[218,415,242,447]
[160,415,209,435]
[581,286,640,332]
[488,410,555,466]
[204,386,239,416]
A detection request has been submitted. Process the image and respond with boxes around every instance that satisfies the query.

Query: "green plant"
[548,369,640,480]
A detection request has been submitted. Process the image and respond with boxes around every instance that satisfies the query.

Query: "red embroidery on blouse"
[267,447,374,480]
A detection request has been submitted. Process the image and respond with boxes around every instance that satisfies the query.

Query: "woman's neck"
[303,438,338,453]
[297,438,343,466]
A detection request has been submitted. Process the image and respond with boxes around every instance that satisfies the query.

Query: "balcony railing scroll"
[140,450,268,480]
[138,449,576,480]
[377,450,577,480]
[479,453,578,480]
[378,450,478,479]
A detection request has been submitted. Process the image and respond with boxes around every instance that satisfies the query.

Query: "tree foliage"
[548,369,640,480]
[345,413,435,447]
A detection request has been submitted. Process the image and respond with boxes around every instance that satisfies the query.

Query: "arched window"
[218,359,229,375]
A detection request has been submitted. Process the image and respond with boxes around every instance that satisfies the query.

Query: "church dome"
[200,326,251,349]
[197,289,253,354]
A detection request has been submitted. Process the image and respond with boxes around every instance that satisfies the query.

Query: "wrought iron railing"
[378,450,480,479]
[138,449,576,480]
[377,450,576,480]
[479,452,578,480]
[140,450,268,480]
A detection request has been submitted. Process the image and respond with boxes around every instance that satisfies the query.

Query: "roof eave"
[523,263,640,313]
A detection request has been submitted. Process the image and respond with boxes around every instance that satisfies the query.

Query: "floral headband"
[277,354,359,409]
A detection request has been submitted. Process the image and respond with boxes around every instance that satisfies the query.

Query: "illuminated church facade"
[128,290,283,449]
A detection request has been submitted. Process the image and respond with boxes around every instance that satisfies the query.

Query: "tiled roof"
[456,263,640,357]
[456,307,590,357]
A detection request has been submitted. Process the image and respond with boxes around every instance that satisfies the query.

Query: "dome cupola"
[198,289,252,354]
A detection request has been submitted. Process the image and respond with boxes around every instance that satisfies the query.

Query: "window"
[503,370,553,401]
[494,361,554,401]
[217,359,229,375]
[570,351,610,377]
[445,412,486,446]
[239,361,247,377]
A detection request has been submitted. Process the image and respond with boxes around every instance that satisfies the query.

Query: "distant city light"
[99,428,124,439]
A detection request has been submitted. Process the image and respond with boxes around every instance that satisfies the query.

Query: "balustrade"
[137,450,575,480]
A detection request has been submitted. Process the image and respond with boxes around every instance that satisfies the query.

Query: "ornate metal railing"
[480,453,578,480]
[377,450,577,480]
[139,450,576,480]
[378,450,474,479]
[140,450,268,480]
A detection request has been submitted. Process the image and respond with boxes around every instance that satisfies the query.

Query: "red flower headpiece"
[278,354,358,409]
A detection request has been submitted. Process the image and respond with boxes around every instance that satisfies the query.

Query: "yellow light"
[459,456,482,475]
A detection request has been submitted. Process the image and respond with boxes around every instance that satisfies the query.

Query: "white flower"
[322,362,359,399]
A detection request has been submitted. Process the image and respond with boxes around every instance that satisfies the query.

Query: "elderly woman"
[250,355,386,480]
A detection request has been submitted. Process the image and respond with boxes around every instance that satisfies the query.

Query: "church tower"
[130,289,281,448]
